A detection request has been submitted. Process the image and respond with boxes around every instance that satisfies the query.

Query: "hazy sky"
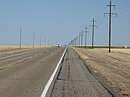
[0,0,130,45]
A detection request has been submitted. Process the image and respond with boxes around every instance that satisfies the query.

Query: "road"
[51,48,115,97]
[0,47,65,97]
[0,47,117,97]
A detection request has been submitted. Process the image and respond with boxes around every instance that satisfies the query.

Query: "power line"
[120,16,130,18]
[119,6,130,15]
[117,6,130,18]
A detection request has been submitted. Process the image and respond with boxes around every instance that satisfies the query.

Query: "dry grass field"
[0,44,49,53]
[74,47,130,97]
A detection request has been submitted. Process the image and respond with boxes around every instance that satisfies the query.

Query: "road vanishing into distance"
[0,47,117,97]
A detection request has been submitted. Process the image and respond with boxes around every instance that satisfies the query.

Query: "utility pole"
[79,33,80,47]
[40,36,42,48]
[84,26,89,48]
[47,39,49,47]
[74,37,76,46]
[80,31,84,48]
[105,0,117,53]
[90,18,96,49]
[33,32,35,48]
[76,35,79,46]
[19,27,22,49]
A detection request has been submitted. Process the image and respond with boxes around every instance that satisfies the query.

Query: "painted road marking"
[40,48,67,97]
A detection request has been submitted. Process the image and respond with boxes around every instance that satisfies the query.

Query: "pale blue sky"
[0,0,130,45]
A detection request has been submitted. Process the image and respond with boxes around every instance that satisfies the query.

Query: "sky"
[0,0,130,45]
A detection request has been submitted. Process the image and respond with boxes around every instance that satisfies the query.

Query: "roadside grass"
[74,45,130,49]
[0,44,50,52]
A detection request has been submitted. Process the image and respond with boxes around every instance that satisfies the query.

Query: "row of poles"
[19,27,42,49]
[69,18,96,49]
[69,0,116,53]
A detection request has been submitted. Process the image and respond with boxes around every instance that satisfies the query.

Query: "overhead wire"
[116,5,130,18]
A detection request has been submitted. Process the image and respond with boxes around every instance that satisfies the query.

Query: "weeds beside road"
[74,48,130,97]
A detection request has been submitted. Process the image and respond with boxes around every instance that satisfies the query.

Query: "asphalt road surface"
[0,47,65,97]
[51,48,114,97]
[0,47,117,97]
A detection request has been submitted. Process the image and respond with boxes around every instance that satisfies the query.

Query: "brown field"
[0,44,50,53]
[74,47,130,97]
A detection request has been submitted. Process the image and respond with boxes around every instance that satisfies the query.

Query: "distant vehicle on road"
[57,44,61,47]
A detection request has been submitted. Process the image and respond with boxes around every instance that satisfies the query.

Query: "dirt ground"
[74,47,130,97]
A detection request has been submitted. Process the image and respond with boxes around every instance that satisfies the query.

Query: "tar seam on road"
[40,48,67,97]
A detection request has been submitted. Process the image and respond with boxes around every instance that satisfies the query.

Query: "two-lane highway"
[0,47,118,97]
[0,47,65,97]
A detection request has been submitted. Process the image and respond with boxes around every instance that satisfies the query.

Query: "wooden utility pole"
[79,33,80,47]
[90,18,96,49]
[19,27,22,49]
[84,26,89,48]
[33,32,35,48]
[40,36,42,48]
[105,0,117,53]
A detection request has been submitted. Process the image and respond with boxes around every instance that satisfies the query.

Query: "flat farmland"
[0,44,49,52]
[74,47,130,97]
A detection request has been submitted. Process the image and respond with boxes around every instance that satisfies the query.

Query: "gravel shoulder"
[51,48,113,97]
[74,47,130,97]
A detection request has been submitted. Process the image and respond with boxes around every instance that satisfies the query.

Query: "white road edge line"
[40,48,67,97]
